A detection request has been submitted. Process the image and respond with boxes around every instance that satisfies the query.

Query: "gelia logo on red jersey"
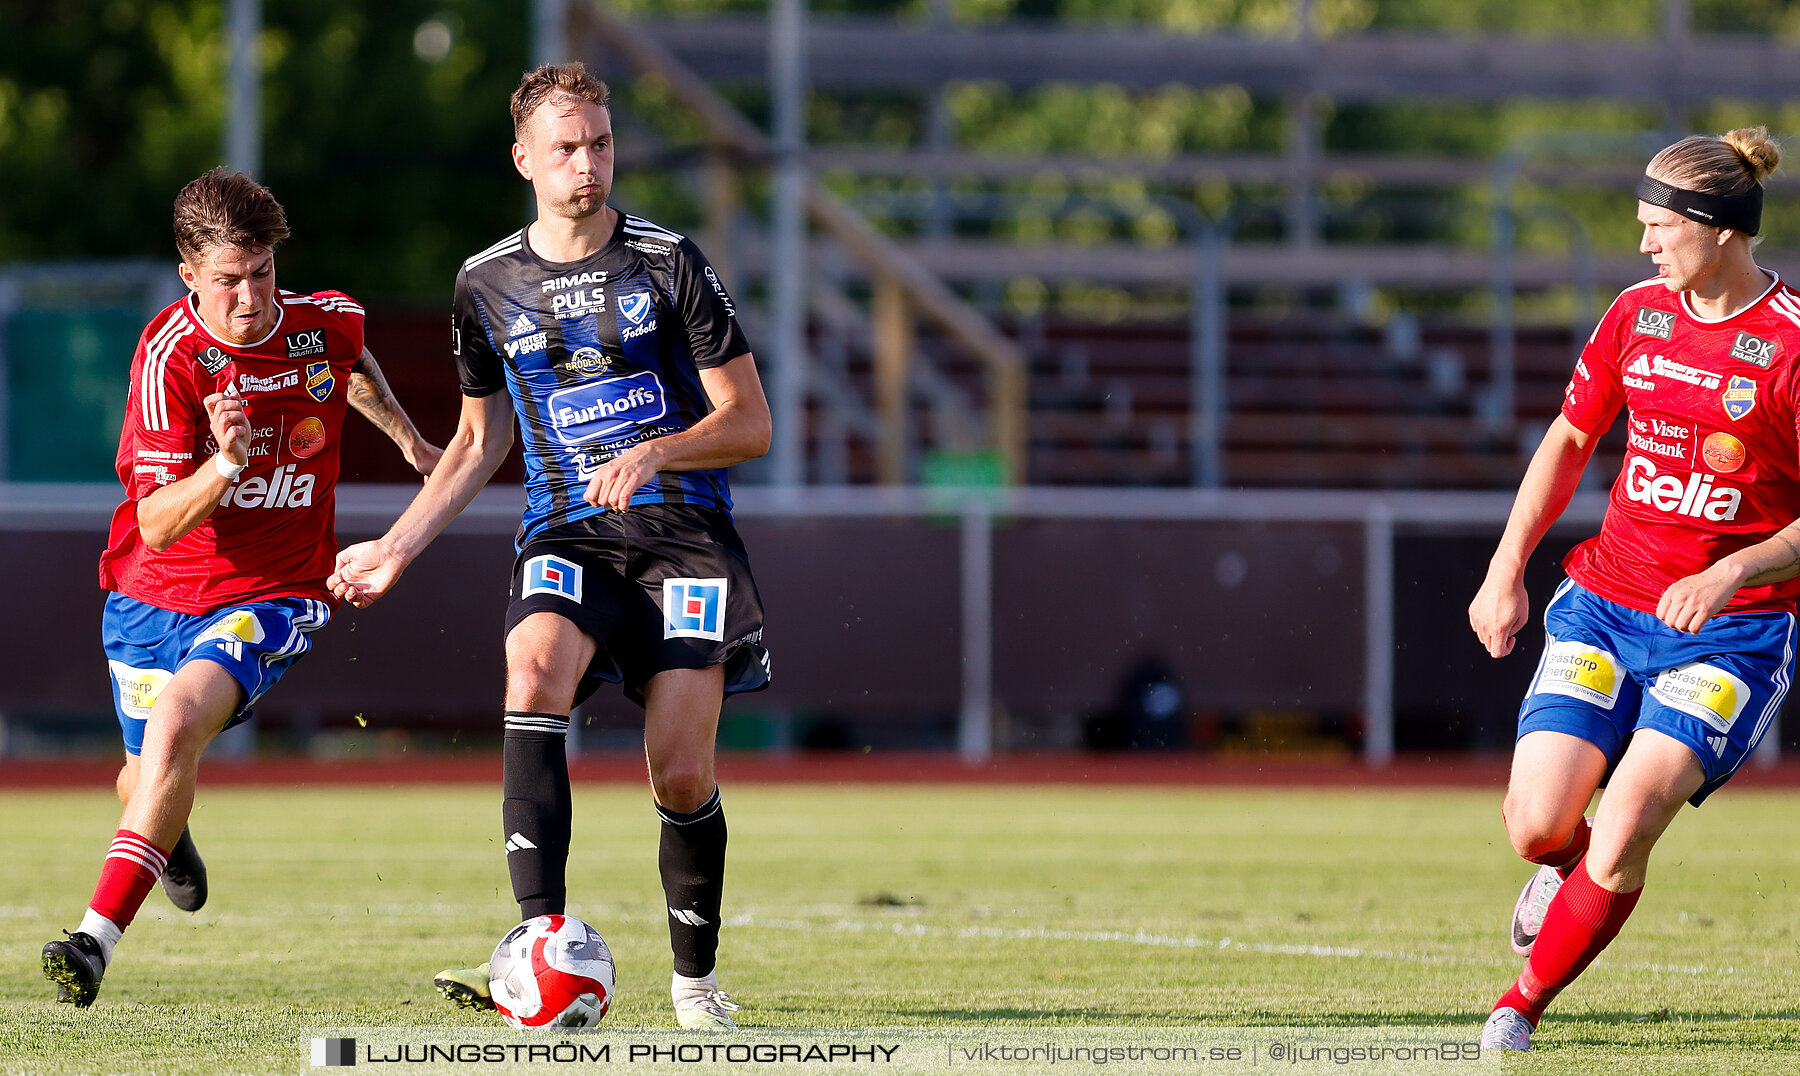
[216,463,318,509]
[1623,456,1742,521]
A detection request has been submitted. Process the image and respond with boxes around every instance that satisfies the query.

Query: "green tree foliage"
[0,0,529,304]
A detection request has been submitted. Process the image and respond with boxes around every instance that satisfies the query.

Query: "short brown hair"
[172,168,290,264]
[511,62,611,141]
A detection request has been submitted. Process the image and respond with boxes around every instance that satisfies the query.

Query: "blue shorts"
[1517,579,1794,805]
[101,593,332,755]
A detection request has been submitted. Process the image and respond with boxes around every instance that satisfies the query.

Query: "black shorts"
[505,504,771,708]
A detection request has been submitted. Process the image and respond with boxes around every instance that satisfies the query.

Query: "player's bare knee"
[651,765,714,814]
[1502,800,1576,861]
[504,655,576,714]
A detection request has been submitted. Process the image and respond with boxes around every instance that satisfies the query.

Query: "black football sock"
[657,786,727,978]
[503,711,572,920]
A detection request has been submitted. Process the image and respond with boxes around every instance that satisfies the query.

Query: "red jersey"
[98,289,364,614]
[1561,272,1800,615]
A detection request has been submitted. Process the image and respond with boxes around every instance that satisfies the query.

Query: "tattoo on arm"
[349,350,409,440]
[1778,531,1800,571]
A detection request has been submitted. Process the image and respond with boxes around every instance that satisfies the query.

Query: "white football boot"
[673,970,740,1030]
[1479,1006,1534,1051]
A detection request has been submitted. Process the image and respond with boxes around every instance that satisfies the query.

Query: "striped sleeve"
[284,289,367,356]
[122,308,205,497]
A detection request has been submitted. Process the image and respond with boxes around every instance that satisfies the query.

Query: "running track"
[5,753,1800,789]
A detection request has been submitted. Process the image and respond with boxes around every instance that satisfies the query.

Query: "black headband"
[1636,174,1763,236]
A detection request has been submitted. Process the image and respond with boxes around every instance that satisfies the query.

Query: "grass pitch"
[1,779,1797,1074]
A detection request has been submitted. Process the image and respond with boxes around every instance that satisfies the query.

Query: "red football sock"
[1494,863,1641,1025]
[1543,817,1593,880]
[87,829,171,929]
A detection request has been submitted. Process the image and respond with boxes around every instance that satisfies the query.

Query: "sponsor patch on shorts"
[107,662,172,722]
[1535,641,1624,709]
[664,577,727,640]
[523,555,584,601]
[194,610,265,661]
[1650,662,1751,734]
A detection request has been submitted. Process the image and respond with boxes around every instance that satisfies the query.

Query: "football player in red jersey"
[1469,127,1800,1050]
[41,169,439,1008]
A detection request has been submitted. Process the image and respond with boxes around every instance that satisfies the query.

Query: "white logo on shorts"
[108,662,173,722]
[664,577,727,641]
[1534,640,1623,710]
[1650,662,1750,734]
[194,610,265,663]
[522,555,583,601]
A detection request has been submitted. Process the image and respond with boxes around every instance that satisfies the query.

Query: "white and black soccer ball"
[488,914,615,1029]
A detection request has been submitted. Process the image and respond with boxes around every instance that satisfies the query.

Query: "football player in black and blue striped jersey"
[329,62,769,1030]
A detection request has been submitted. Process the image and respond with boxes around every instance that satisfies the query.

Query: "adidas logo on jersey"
[508,313,536,338]
[217,463,317,510]
[1624,456,1741,521]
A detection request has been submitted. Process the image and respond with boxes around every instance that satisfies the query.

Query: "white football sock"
[78,909,122,966]
[672,969,718,1005]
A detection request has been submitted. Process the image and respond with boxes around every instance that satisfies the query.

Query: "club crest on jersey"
[664,577,727,640]
[619,292,652,325]
[198,345,231,375]
[285,329,327,359]
[305,360,335,402]
[522,555,583,601]
[1730,331,1776,368]
[1634,306,1675,340]
[1722,375,1757,421]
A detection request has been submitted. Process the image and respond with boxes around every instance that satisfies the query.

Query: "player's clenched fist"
[1469,573,1529,658]
[202,382,251,468]
[328,539,403,609]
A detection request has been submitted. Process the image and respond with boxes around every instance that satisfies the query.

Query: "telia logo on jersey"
[1731,331,1776,369]
[1634,306,1676,340]
[545,371,668,446]
[305,361,335,402]
[1623,456,1742,521]
[664,577,727,640]
[1722,375,1758,421]
[217,463,318,510]
[285,329,327,360]
[522,555,583,602]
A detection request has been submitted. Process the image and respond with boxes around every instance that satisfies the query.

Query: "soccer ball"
[488,914,615,1029]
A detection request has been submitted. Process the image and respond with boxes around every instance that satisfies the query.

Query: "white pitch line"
[723,913,1758,979]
